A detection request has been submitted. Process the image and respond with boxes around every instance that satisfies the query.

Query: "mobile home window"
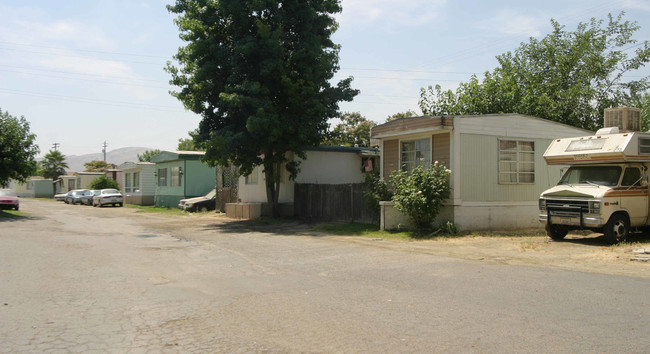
[157,168,167,187]
[245,169,258,184]
[401,138,431,172]
[499,140,535,184]
[125,172,132,192]
[132,172,140,191]
[171,166,182,187]
[640,137,650,154]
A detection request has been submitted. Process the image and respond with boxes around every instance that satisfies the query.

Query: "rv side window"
[621,168,642,186]
[639,138,650,154]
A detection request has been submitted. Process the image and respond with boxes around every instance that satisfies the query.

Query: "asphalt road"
[1,199,649,353]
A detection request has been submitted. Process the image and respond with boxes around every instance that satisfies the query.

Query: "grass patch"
[124,204,188,215]
[0,209,30,218]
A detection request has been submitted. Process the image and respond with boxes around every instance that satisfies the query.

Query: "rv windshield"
[558,166,622,187]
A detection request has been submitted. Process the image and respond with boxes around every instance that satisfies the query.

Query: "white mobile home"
[119,162,156,205]
[371,114,590,230]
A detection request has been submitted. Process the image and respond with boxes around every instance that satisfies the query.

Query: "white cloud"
[620,0,650,11]
[476,9,548,37]
[337,0,447,29]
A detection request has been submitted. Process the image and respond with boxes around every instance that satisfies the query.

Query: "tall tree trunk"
[264,157,281,218]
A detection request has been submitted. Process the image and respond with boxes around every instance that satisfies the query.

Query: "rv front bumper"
[539,212,605,228]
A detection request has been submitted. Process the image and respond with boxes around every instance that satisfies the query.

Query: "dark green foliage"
[363,172,393,214]
[89,175,120,190]
[137,149,161,162]
[390,163,451,231]
[0,108,39,186]
[419,13,650,131]
[166,0,358,216]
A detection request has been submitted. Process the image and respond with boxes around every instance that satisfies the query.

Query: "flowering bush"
[390,162,451,231]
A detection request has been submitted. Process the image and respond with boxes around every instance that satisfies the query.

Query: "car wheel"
[604,213,629,244]
[14,206,19,211]
[118,203,123,207]
[545,224,568,240]
[199,206,209,213]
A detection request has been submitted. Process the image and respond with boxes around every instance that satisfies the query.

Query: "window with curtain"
[499,140,535,184]
[400,138,431,173]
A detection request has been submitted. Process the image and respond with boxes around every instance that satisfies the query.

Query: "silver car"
[92,189,124,207]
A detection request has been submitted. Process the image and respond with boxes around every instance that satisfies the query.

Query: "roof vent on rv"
[603,107,641,132]
[596,126,619,135]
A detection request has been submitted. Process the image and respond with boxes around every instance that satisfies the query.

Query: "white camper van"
[539,108,648,243]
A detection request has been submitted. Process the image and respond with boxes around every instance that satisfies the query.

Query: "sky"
[1,0,649,158]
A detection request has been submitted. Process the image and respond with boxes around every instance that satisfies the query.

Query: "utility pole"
[52,143,60,151]
[102,141,107,162]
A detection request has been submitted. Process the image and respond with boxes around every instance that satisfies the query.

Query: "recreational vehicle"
[539,107,648,243]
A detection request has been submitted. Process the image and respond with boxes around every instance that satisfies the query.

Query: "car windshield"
[558,166,622,186]
[0,190,16,197]
[103,189,119,194]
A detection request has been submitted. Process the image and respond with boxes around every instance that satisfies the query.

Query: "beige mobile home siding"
[459,133,564,202]
[383,139,399,179]
[432,133,450,168]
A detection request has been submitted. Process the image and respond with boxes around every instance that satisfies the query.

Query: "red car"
[0,190,19,211]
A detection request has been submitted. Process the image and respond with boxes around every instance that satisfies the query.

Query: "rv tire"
[604,213,629,244]
[546,224,568,240]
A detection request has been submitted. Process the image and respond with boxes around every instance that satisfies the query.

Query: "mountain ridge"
[64,147,154,172]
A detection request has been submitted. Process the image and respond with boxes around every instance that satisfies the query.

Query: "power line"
[0,40,171,59]
[0,88,187,112]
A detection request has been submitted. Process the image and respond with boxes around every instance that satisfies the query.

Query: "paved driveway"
[1,199,649,352]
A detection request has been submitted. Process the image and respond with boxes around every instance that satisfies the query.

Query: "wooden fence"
[294,183,377,224]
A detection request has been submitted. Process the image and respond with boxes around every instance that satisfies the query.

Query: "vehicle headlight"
[539,198,546,211]
[589,201,600,214]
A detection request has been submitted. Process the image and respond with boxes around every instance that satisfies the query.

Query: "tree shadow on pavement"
[200,218,324,237]
[0,211,35,222]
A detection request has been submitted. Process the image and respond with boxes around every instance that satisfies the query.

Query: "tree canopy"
[167,0,358,216]
[137,149,161,162]
[84,160,117,172]
[418,13,650,131]
[40,150,68,181]
[324,112,375,147]
[177,131,202,151]
[385,110,419,123]
[0,108,39,186]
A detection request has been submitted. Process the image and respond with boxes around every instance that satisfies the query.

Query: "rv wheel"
[604,213,629,244]
[546,224,568,240]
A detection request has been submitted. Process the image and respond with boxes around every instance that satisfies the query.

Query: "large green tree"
[419,13,650,131]
[0,108,39,187]
[325,112,375,147]
[167,0,358,216]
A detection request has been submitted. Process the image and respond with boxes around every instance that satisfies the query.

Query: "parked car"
[92,189,123,207]
[178,189,217,212]
[0,189,19,210]
[54,191,70,201]
[64,189,93,205]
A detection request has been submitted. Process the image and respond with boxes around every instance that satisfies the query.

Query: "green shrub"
[89,175,120,190]
[363,172,393,213]
[390,163,451,231]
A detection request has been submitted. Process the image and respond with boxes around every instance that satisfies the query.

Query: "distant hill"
[65,147,154,172]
